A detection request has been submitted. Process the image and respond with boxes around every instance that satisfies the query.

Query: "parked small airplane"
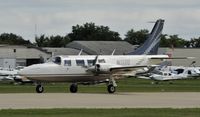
[18,19,166,93]
[0,67,32,84]
[136,65,199,84]
[166,66,200,78]
[149,71,183,81]
[0,68,18,82]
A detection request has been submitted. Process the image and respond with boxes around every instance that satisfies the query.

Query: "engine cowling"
[95,64,111,74]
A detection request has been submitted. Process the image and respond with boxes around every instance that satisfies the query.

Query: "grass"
[1,79,200,117]
[0,108,200,117]
[1,78,200,93]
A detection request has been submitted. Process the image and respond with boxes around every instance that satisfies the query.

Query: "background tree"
[68,22,122,41]
[123,29,189,48]
[35,35,70,47]
[0,33,31,45]
[124,29,149,45]
[35,35,49,47]
[160,34,188,48]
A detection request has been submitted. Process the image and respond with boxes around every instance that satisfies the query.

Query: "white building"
[0,45,51,68]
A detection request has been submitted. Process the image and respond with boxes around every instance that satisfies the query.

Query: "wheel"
[36,85,44,93]
[70,83,78,93]
[107,84,116,93]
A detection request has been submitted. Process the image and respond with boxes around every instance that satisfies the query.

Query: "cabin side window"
[188,70,192,75]
[76,60,85,66]
[175,69,184,74]
[64,60,71,66]
[53,57,61,65]
[98,59,105,63]
[117,59,130,65]
[87,60,94,66]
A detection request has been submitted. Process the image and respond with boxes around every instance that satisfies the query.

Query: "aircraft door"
[64,60,72,71]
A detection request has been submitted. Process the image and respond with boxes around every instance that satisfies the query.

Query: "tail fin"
[128,19,165,55]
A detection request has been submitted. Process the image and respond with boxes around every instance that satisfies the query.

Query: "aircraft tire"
[70,84,78,93]
[36,85,44,93]
[107,84,116,93]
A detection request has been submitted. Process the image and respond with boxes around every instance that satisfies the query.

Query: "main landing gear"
[36,84,44,93]
[34,79,117,94]
[35,83,79,93]
[70,83,78,93]
[107,78,117,93]
[107,84,116,93]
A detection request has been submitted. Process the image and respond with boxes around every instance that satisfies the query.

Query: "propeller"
[95,64,100,72]
[92,55,101,73]
[93,55,99,66]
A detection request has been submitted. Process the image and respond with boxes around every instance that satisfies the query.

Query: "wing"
[110,65,159,77]
[87,64,158,78]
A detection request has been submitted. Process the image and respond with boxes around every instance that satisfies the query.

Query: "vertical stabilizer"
[128,19,164,55]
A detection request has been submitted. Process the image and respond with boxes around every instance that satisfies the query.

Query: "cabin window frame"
[64,60,72,66]
[87,60,94,66]
[53,56,61,65]
[76,59,85,66]
[188,70,192,75]
[164,73,167,76]
[98,59,106,63]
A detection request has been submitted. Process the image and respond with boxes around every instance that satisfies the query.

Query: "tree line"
[0,22,199,48]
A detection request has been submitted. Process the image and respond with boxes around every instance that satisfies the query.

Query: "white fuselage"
[149,71,183,81]
[19,55,168,83]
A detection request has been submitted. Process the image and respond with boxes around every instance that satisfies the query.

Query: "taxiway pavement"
[0,92,200,109]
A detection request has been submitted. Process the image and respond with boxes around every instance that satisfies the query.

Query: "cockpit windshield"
[52,56,61,65]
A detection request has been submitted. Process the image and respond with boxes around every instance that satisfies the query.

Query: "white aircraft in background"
[136,65,199,84]
[192,67,200,76]
[166,66,200,78]
[0,67,32,84]
[0,68,18,82]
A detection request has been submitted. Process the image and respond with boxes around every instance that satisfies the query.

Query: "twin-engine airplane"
[19,19,166,93]
[19,55,168,93]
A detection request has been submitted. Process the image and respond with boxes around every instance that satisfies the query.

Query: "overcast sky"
[0,0,200,42]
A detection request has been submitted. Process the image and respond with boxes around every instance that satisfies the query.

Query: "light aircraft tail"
[128,19,164,55]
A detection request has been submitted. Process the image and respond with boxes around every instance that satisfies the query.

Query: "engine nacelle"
[95,63,112,74]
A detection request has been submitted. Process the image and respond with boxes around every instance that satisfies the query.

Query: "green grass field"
[1,78,200,116]
[1,78,200,93]
[0,108,200,117]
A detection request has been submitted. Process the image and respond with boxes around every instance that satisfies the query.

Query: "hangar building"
[0,45,51,68]
[0,41,199,68]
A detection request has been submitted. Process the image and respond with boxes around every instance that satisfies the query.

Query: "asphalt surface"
[0,92,200,109]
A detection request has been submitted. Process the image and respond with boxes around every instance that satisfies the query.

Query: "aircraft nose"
[18,65,37,77]
[18,68,29,76]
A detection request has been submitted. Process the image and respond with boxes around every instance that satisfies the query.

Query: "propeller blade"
[93,55,99,66]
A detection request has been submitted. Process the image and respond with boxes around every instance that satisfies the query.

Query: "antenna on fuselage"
[78,49,83,56]
[111,49,116,55]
